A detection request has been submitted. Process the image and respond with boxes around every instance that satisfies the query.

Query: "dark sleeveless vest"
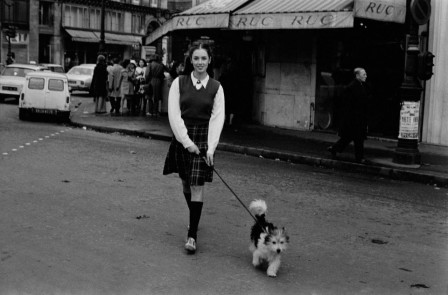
[178,75,220,125]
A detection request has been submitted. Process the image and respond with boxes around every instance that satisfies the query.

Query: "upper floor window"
[150,0,158,8]
[106,11,124,32]
[64,5,89,28]
[89,8,101,30]
[39,1,53,26]
[132,13,145,34]
[64,5,123,33]
[1,0,29,27]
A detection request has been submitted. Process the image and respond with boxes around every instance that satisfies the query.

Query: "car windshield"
[67,67,92,76]
[51,67,64,73]
[2,67,35,77]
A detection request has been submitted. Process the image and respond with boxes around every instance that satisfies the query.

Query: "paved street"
[1,101,447,295]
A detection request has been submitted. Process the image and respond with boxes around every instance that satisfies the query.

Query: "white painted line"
[45,136,49,138]
[25,143,31,145]
[12,149,17,152]
[2,153,8,155]
[33,140,38,143]
[39,138,43,141]
[19,146,24,148]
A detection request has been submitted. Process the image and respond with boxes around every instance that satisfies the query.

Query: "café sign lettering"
[355,0,407,23]
[230,11,353,30]
[173,14,229,30]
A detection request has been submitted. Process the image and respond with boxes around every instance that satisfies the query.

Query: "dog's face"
[264,227,289,254]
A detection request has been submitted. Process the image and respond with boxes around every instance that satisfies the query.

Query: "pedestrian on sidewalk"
[108,57,124,115]
[163,42,225,254]
[90,55,108,114]
[118,59,136,115]
[327,67,372,163]
[136,59,147,115]
[145,54,166,116]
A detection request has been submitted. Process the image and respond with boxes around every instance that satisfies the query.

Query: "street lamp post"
[393,0,432,165]
[98,0,106,56]
[4,0,15,64]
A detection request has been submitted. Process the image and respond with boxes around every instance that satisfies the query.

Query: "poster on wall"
[398,101,420,139]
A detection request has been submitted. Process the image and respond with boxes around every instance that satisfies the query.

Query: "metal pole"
[393,0,431,165]
[98,0,106,55]
[5,0,14,64]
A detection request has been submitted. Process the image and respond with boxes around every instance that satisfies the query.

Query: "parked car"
[18,71,70,121]
[40,63,65,73]
[66,64,95,93]
[0,63,45,103]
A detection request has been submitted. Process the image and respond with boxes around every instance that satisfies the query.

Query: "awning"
[65,28,142,46]
[65,29,98,43]
[103,32,142,46]
[145,0,407,45]
[230,0,354,30]
[145,0,251,45]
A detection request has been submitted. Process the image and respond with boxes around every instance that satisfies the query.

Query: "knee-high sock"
[183,192,191,210]
[188,201,203,240]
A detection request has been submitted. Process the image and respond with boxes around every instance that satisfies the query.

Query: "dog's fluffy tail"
[249,199,267,217]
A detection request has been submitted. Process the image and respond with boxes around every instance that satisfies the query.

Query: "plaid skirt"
[163,124,213,186]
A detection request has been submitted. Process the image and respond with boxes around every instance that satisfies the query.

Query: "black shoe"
[327,146,337,158]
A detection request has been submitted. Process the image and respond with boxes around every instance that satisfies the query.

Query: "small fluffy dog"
[249,199,289,277]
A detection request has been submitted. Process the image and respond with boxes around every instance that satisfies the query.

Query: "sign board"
[398,101,420,139]
[410,0,431,25]
[354,0,406,23]
[230,11,353,30]
[172,13,229,30]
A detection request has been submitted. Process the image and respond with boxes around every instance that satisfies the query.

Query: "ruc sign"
[354,0,407,23]
[230,11,353,30]
[172,13,229,30]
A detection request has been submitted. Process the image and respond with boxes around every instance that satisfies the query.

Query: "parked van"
[18,71,70,121]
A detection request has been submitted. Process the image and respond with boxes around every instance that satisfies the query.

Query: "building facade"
[0,0,171,70]
[422,0,448,146]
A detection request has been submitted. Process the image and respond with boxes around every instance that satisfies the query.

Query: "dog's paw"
[267,271,277,277]
[252,260,260,267]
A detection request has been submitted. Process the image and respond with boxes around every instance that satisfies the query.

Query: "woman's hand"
[205,152,214,167]
[187,144,200,155]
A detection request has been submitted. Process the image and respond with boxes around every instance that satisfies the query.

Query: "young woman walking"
[163,42,225,253]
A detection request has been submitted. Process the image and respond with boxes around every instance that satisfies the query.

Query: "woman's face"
[191,48,210,75]
[139,60,144,67]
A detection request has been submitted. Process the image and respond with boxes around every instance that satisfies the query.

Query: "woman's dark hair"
[121,59,130,69]
[138,59,147,67]
[188,42,213,60]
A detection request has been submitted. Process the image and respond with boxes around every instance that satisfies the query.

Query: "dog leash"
[200,153,267,233]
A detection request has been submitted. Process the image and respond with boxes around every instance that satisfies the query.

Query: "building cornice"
[61,0,171,17]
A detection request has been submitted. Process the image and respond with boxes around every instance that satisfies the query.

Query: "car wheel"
[19,109,28,120]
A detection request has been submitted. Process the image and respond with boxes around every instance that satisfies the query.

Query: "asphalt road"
[1,100,447,295]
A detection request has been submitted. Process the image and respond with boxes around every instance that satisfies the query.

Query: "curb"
[69,119,448,188]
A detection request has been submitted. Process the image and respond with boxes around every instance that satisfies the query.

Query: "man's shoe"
[327,146,337,158]
[185,237,196,253]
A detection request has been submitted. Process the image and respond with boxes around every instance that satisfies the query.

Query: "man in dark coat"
[90,55,109,114]
[328,67,371,163]
[145,54,166,116]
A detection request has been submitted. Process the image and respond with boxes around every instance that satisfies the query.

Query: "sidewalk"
[70,100,448,187]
